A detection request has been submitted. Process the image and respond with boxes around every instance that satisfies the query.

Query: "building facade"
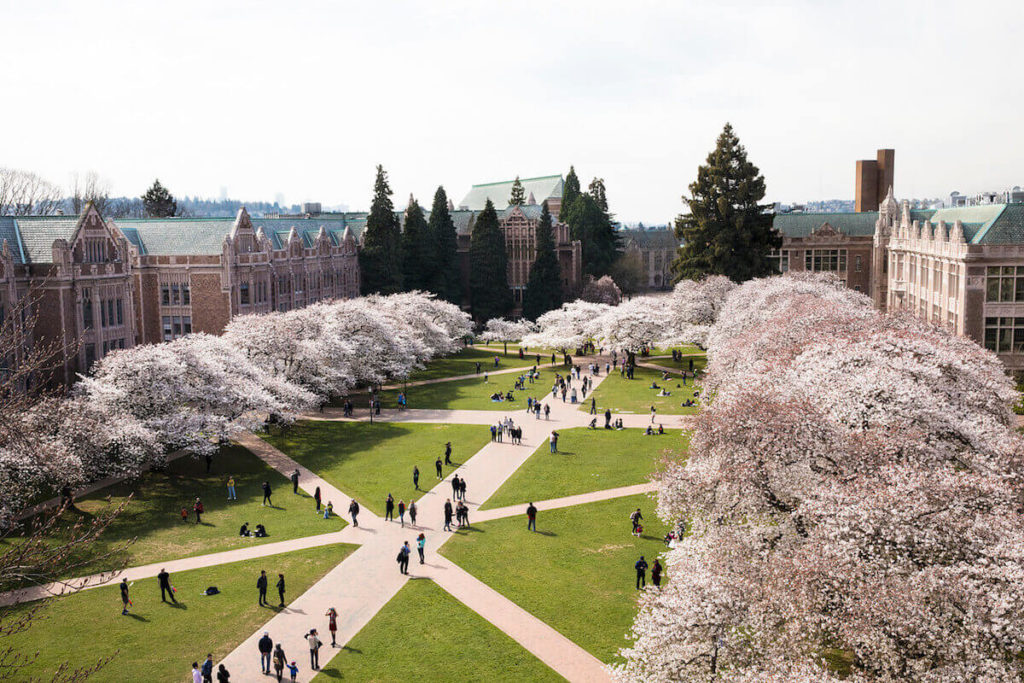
[618,227,678,290]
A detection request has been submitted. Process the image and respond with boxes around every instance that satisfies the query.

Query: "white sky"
[1,0,1022,223]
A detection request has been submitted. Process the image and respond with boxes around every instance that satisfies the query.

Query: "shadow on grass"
[535,530,558,537]
[123,613,149,622]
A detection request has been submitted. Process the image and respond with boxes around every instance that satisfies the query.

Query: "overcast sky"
[2,0,1022,223]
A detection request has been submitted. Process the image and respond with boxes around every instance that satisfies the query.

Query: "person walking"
[445,441,452,465]
[459,477,467,502]
[325,608,339,647]
[158,568,177,603]
[276,573,286,607]
[348,499,359,527]
[258,632,273,674]
[290,469,300,494]
[630,508,644,536]
[443,499,454,531]
[262,481,273,507]
[273,644,287,682]
[413,466,420,491]
[216,663,230,683]
[652,558,663,587]
[650,405,656,423]
[417,533,426,564]
[398,541,410,575]
[398,500,406,527]
[385,493,395,522]
[314,486,321,513]
[604,408,612,429]
[201,654,214,683]
[490,424,497,442]
[257,570,269,606]
[287,661,298,682]
[119,578,130,615]
[635,556,649,589]
[408,500,417,526]
[549,430,559,453]
[590,397,596,415]
[526,503,537,532]
[451,475,460,500]
[193,497,204,525]
[435,456,443,479]
[544,403,550,420]
[307,629,322,670]
[226,475,236,501]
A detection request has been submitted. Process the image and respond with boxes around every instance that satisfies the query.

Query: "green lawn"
[641,345,704,357]
[442,493,666,663]
[481,428,688,510]
[263,421,490,516]
[585,365,701,416]
[378,372,554,411]
[3,446,344,578]
[313,579,562,682]
[409,346,551,382]
[2,543,354,683]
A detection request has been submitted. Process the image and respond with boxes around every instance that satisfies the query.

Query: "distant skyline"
[2,1,1022,224]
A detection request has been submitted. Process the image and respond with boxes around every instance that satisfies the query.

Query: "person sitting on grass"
[490,392,503,401]
[239,522,251,537]
[615,418,624,430]
[505,391,515,401]
[254,523,268,538]
[658,423,665,435]
[650,381,660,390]
[588,418,598,429]
[645,425,655,436]
[657,389,671,397]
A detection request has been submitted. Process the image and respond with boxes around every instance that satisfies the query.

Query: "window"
[171,283,180,305]
[984,317,1024,354]
[162,316,173,342]
[804,249,847,272]
[84,343,95,368]
[100,298,107,327]
[769,249,790,273]
[116,299,123,326]
[161,284,171,306]
[183,316,192,335]
[182,283,190,305]
[82,290,93,329]
[240,282,250,305]
[172,316,182,337]
[948,270,959,295]
[107,300,115,328]
[984,266,1024,302]
[855,255,862,272]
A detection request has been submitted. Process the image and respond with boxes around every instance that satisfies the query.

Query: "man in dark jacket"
[526,503,537,532]
[443,499,453,532]
[384,493,395,522]
[276,573,286,607]
[435,457,443,479]
[257,570,268,606]
[413,466,420,491]
[258,631,273,674]
[635,556,649,589]
[158,568,177,603]
[262,481,272,507]
[444,441,452,465]
[349,499,360,527]
[290,469,300,494]
[201,654,214,683]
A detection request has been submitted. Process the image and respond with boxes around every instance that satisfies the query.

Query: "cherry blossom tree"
[657,275,736,349]
[478,317,536,354]
[522,300,612,351]
[597,296,669,364]
[581,274,623,305]
[615,275,1024,683]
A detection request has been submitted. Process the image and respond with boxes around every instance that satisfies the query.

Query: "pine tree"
[401,197,431,291]
[588,177,608,212]
[564,193,621,278]
[469,199,513,325]
[427,186,462,304]
[141,179,176,217]
[559,166,580,222]
[509,176,525,206]
[522,201,563,320]
[360,165,403,295]
[672,123,779,283]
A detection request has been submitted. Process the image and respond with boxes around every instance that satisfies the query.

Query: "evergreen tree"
[427,186,462,304]
[564,193,621,278]
[360,165,403,295]
[588,177,608,212]
[401,197,431,291]
[141,179,176,217]
[559,166,580,222]
[469,199,513,325]
[522,201,563,320]
[509,176,525,206]
[672,123,779,283]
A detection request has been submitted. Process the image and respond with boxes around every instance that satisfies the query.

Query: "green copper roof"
[620,228,679,249]
[458,175,563,211]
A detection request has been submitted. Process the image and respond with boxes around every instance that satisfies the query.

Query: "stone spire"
[527,191,536,205]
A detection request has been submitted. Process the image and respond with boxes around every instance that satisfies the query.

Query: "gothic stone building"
[618,227,678,290]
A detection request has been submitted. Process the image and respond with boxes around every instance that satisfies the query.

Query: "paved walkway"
[12,355,684,682]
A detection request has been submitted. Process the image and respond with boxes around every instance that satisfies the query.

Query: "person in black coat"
[349,499,360,527]
[276,573,286,607]
[258,632,273,674]
[635,556,649,589]
[257,570,269,606]
[435,457,443,479]
[384,493,395,522]
[314,486,321,512]
[444,441,452,465]
[262,481,272,507]
[290,469,300,494]
[158,568,177,603]
[443,499,453,532]
[413,466,420,491]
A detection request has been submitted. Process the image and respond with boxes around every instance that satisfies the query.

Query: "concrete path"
[474,482,658,524]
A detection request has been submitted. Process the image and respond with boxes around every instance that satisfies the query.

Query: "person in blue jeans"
[258,632,273,674]
[549,430,559,453]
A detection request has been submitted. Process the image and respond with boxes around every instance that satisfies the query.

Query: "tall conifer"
[672,123,779,282]
[509,176,525,206]
[401,197,431,291]
[559,166,580,222]
[360,165,403,295]
[427,186,462,304]
[522,201,563,320]
[469,199,513,325]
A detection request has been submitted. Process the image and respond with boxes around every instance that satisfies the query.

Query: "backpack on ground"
[203,586,220,595]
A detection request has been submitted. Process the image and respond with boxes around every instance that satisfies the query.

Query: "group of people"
[443,497,471,531]
[644,424,666,436]
[384,493,419,527]
[525,397,550,420]
[490,418,523,444]
[238,522,268,537]
[257,614,336,682]
[256,569,287,607]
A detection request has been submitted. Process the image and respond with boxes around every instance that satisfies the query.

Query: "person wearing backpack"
[306,629,322,670]
[272,644,286,681]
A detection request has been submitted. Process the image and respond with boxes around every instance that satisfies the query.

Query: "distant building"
[855,148,895,212]
[618,227,678,289]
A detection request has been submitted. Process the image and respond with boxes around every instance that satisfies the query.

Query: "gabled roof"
[1,216,81,264]
[619,228,679,249]
[458,175,563,211]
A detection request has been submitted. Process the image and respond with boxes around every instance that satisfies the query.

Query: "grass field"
[1,446,345,578]
[2,543,354,683]
[263,421,490,516]
[377,371,556,411]
[481,428,688,509]
[408,346,550,382]
[442,493,666,663]
[585,365,701,416]
[313,579,562,682]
